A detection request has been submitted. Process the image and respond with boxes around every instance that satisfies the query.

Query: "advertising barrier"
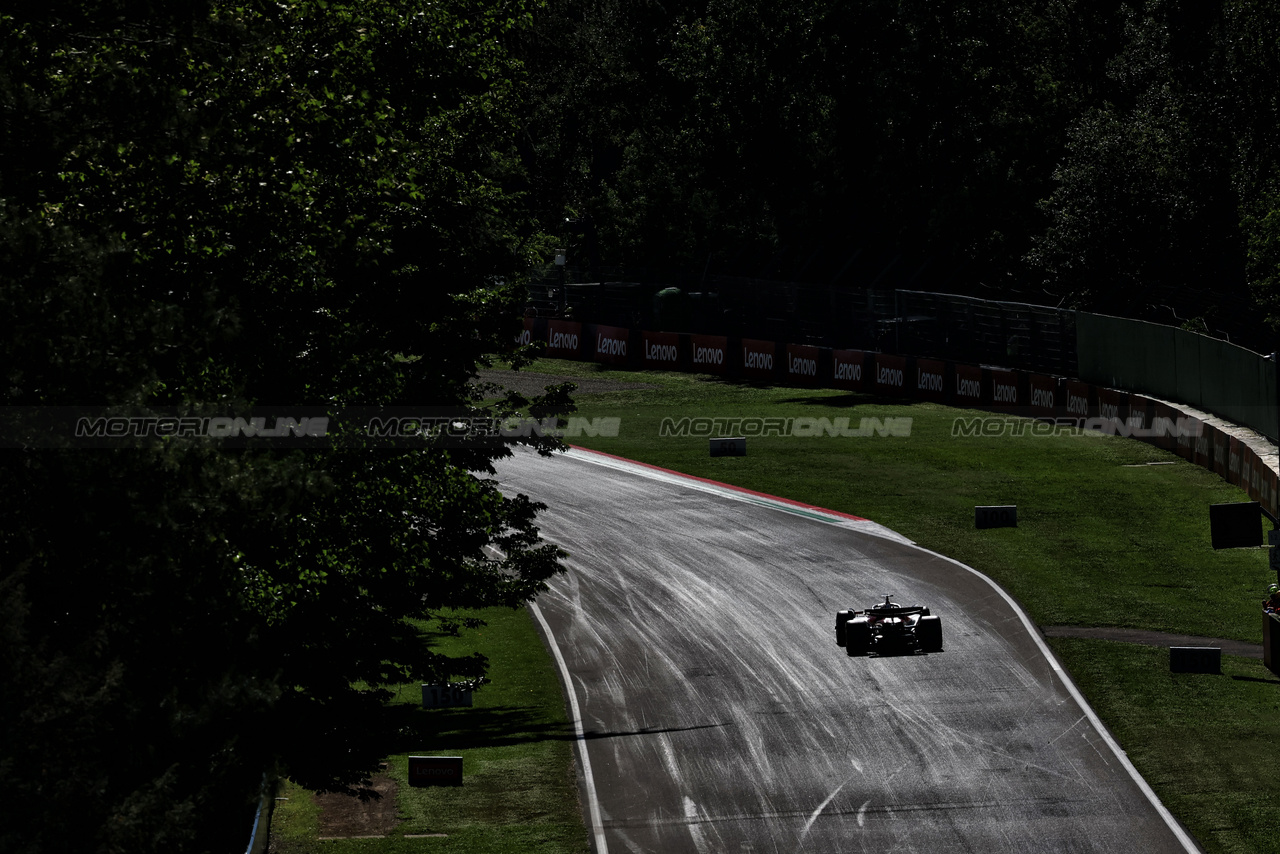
[1098,387,1126,425]
[518,316,537,346]
[990,369,1021,410]
[1063,381,1093,420]
[953,363,984,406]
[1246,449,1262,504]
[740,338,778,381]
[546,319,583,359]
[1028,374,1059,419]
[592,324,630,366]
[1151,400,1181,455]
[873,353,907,396]
[1260,457,1274,517]
[689,334,729,375]
[1176,414,1200,463]
[913,358,946,403]
[1259,458,1273,511]
[1194,424,1215,470]
[831,350,869,391]
[786,344,821,386]
[1213,429,1230,478]
[641,330,681,370]
[1128,394,1151,437]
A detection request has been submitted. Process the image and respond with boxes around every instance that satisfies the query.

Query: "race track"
[493,447,1201,854]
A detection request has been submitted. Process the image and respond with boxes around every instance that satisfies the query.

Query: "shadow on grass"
[776,391,944,409]
[377,703,576,753]
[672,373,907,407]
[369,703,733,755]
[1231,674,1280,685]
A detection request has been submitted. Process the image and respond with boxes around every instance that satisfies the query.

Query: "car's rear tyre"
[835,609,855,647]
[917,615,943,652]
[845,618,871,656]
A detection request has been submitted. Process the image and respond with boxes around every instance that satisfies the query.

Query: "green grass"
[269,605,589,854]
[493,357,1280,854]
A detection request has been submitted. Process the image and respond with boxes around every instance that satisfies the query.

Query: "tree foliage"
[0,2,569,852]
[1029,1,1248,330]
[521,0,1280,345]
[520,0,1118,286]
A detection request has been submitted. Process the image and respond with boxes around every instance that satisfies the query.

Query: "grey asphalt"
[493,447,1203,854]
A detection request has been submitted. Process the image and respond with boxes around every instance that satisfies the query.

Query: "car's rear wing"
[855,604,930,617]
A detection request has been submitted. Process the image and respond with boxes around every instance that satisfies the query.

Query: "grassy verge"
[495,357,1279,854]
[269,605,590,854]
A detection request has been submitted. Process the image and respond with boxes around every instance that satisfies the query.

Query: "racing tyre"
[917,615,943,652]
[845,618,871,656]
[835,610,855,647]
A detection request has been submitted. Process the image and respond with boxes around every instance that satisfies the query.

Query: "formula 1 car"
[834,595,943,656]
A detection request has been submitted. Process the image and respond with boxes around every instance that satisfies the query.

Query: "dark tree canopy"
[520,0,1280,348]
[0,2,571,852]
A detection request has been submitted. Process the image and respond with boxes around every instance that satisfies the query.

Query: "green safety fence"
[1077,312,1278,442]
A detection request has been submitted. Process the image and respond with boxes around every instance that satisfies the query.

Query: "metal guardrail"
[894,290,1078,377]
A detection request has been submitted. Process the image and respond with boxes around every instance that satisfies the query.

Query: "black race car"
[834,595,943,656]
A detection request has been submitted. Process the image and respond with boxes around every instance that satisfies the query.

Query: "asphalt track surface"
[493,446,1203,854]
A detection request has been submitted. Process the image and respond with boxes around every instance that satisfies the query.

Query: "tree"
[1225,0,1280,337]
[1027,0,1255,341]
[520,0,1132,292]
[0,1,571,851]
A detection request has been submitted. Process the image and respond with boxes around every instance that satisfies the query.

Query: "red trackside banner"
[740,338,777,380]
[1063,381,1092,420]
[689,334,728,375]
[873,354,907,396]
[593,324,629,366]
[641,330,680,370]
[1028,374,1058,418]
[953,363,983,405]
[989,369,1020,408]
[786,344,820,386]
[913,358,945,403]
[831,350,868,391]
[545,320,583,358]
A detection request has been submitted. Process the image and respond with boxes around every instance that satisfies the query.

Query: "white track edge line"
[529,599,609,854]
